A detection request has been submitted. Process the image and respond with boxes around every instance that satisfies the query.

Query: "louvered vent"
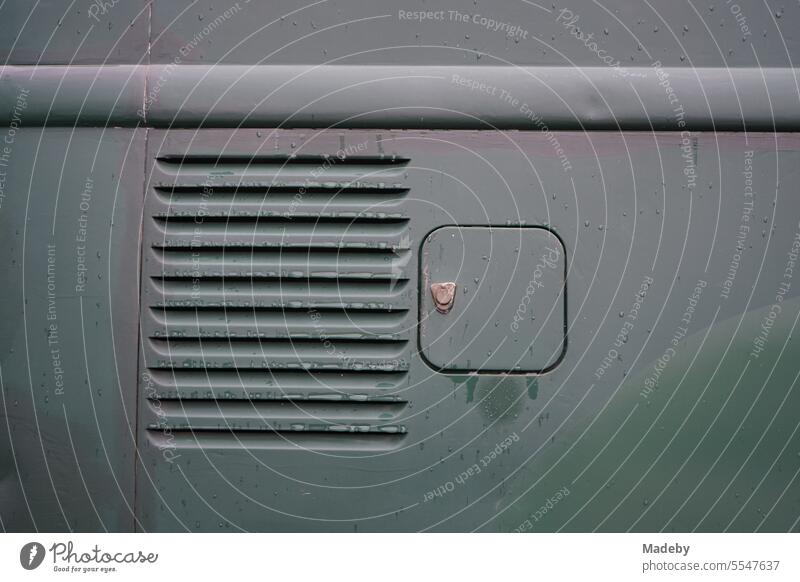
[140,151,412,451]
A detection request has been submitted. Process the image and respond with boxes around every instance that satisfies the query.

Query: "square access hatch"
[420,226,566,373]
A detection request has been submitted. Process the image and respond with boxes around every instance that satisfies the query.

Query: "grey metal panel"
[135,133,415,530]
[420,226,566,372]
[150,0,799,67]
[0,63,796,129]
[0,1,797,534]
[0,0,149,65]
[6,0,795,69]
[0,128,144,531]
[0,65,147,126]
[144,64,800,130]
[5,0,796,68]
[1,0,797,129]
[134,128,800,532]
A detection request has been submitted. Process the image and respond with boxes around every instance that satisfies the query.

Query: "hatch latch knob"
[431,282,457,314]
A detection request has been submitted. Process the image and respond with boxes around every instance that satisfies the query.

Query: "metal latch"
[430,282,456,314]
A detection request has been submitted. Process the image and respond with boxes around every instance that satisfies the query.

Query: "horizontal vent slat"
[152,214,408,223]
[147,429,406,451]
[151,279,408,302]
[156,155,410,165]
[147,398,408,446]
[149,399,406,422]
[153,219,408,242]
[155,155,409,180]
[151,248,411,279]
[148,362,408,372]
[147,338,409,371]
[149,307,407,338]
[143,147,414,449]
[151,337,407,348]
[148,423,407,434]
[152,301,404,311]
[153,185,408,210]
[144,368,408,393]
[154,184,409,193]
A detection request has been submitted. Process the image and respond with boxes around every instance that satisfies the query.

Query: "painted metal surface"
[420,226,565,372]
[143,64,800,130]
[0,128,144,531]
[130,128,800,532]
[0,0,797,129]
[2,65,798,129]
[0,0,148,65]
[0,66,146,127]
[3,1,797,68]
[0,1,799,533]
[148,0,798,68]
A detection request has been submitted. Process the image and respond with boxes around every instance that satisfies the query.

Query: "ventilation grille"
[141,152,412,451]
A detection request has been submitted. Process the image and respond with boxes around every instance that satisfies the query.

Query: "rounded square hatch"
[420,226,566,373]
